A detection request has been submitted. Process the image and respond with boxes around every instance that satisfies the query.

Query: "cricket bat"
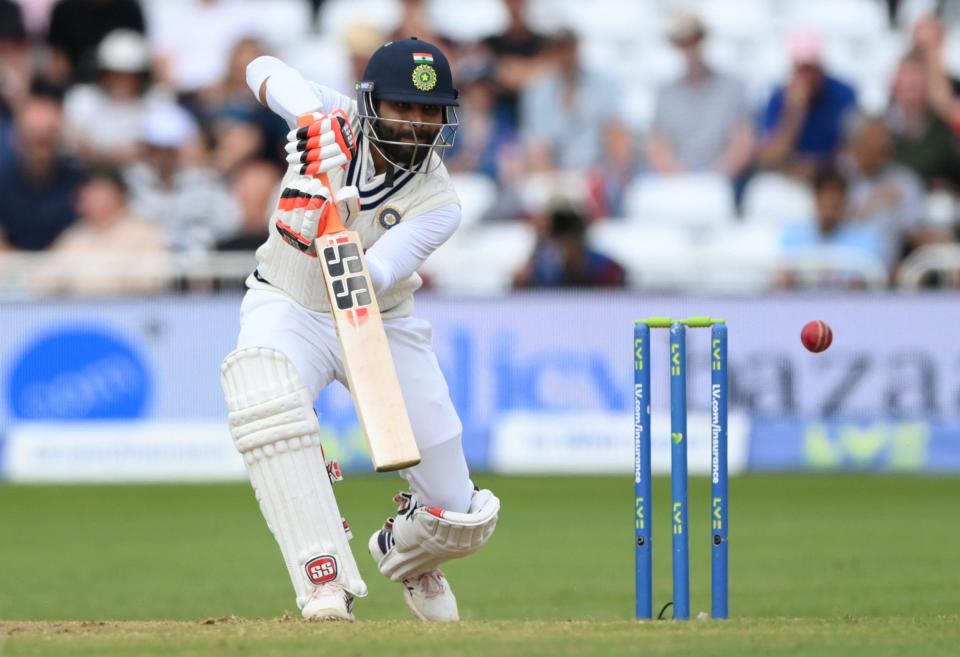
[297,116,422,472]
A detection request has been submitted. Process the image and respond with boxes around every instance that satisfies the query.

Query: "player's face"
[375,100,444,167]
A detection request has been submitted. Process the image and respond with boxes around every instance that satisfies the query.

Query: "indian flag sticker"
[412,52,434,64]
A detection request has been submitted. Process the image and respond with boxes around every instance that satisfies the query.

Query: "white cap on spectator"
[98,29,151,73]
[787,30,824,65]
[141,103,198,148]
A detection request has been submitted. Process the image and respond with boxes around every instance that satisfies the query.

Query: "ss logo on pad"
[305,555,338,585]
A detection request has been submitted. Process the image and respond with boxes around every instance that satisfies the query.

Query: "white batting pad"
[220,347,367,607]
[377,489,500,582]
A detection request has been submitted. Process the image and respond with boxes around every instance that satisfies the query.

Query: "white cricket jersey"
[247,67,460,318]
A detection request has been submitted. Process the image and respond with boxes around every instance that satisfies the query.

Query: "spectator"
[151,0,262,95]
[445,62,517,181]
[840,114,929,259]
[305,21,386,100]
[0,0,30,122]
[595,121,640,218]
[908,14,960,132]
[481,0,550,128]
[34,166,169,296]
[194,37,288,173]
[521,29,623,172]
[758,31,858,178]
[779,167,890,287]
[886,51,960,190]
[126,102,240,253]
[63,30,172,166]
[646,11,754,182]
[391,0,443,47]
[0,89,84,251]
[46,0,146,84]
[514,202,625,288]
[216,159,280,251]
[344,23,385,91]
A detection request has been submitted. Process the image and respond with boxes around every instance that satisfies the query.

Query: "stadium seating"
[623,174,736,233]
[587,222,698,290]
[428,0,508,41]
[742,173,816,228]
[319,0,402,37]
[255,0,315,51]
[277,34,352,91]
[695,224,781,293]
[898,243,960,288]
[419,221,537,294]
[449,173,499,229]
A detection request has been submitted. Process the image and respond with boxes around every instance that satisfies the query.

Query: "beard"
[374,119,439,168]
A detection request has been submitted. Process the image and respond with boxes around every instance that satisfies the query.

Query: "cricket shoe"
[301,582,355,621]
[368,528,460,622]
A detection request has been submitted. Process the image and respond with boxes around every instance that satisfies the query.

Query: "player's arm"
[364,204,462,293]
[246,56,351,126]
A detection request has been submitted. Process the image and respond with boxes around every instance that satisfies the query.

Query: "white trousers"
[235,288,474,512]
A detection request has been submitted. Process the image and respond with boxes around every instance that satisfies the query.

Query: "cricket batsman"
[219,38,500,621]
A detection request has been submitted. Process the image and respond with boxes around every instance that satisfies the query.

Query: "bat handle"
[297,113,347,234]
[318,171,346,234]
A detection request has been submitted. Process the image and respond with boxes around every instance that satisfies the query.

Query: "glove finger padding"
[288,109,355,178]
[377,489,500,582]
[275,177,329,256]
[289,178,326,234]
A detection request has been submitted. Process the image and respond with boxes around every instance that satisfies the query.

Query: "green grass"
[1,475,959,656]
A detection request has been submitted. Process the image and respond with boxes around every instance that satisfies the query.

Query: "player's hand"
[286,109,356,177]
[273,177,360,256]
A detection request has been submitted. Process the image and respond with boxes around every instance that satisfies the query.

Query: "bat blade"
[316,230,421,472]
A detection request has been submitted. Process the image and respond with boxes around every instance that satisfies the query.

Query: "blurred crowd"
[1,0,959,294]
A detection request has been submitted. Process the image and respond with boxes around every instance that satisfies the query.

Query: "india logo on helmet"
[412,64,437,91]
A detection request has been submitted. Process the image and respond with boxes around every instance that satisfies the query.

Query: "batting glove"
[274,176,360,256]
[286,109,356,177]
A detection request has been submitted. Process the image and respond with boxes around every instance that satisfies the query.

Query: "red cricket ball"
[801,320,833,353]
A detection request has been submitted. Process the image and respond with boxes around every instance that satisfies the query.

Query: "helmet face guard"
[357,82,459,174]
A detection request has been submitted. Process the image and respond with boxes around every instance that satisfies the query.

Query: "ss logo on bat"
[323,243,372,311]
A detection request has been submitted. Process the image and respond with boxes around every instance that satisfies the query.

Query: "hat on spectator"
[343,22,383,58]
[97,29,151,73]
[667,10,706,43]
[0,0,26,41]
[787,30,824,65]
[141,103,198,148]
[82,165,129,195]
